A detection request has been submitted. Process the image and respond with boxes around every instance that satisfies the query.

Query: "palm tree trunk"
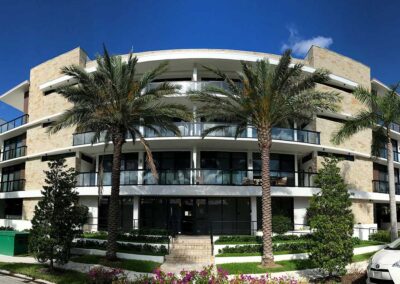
[258,127,274,266]
[106,132,124,260]
[387,135,398,241]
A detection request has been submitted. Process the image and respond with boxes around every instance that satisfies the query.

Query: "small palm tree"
[50,47,191,260]
[333,84,400,241]
[190,49,339,266]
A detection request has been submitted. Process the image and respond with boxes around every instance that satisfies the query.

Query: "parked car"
[367,238,400,283]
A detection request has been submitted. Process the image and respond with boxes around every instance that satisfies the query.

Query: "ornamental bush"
[29,159,89,271]
[369,230,391,243]
[82,231,169,243]
[307,157,354,276]
[272,215,292,234]
[74,239,168,255]
[218,242,310,254]
[130,265,298,283]
[88,266,127,284]
[0,226,14,231]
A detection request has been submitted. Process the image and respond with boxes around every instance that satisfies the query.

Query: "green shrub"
[215,235,261,244]
[272,234,311,242]
[272,215,292,234]
[74,239,168,255]
[0,226,14,231]
[369,230,391,243]
[131,229,168,236]
[218,242,310,254]
[81,231,169,243]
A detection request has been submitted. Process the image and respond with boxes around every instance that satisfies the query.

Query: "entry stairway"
[160,235,214,273]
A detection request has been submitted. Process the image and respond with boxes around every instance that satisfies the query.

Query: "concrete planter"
[71,248,165,263]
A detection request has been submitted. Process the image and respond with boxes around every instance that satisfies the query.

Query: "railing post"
[293,122,298,141]
[294,154,299,187]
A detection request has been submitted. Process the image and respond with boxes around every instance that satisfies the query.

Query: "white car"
[367,238,400,284]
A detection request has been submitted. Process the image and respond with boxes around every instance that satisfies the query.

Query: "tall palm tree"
[333,84,400,241]
[190,49,339,266]
[50,47,191,260]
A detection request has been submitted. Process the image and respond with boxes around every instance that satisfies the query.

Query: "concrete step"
[172,244,212,249]
[165,255,214,263]
[169,250,211,256]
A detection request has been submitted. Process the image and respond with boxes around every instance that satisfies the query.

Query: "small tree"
[307,157,354,277]
[29,159,88,271]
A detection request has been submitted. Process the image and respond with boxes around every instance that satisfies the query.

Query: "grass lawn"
[0,262,87,284]
[218,251,378,274]
[70,254,160,273]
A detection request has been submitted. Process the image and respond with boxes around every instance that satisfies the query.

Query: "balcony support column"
[250,196,258,235]
[138,152,144,185]
[192,146,198,185]
[293,197,309,230]
[293,121,298,142]
[94,155,99,185]
[192,64,198,82]
[133,196,140,229]
[247,151,253,180]
[294,154,299,187]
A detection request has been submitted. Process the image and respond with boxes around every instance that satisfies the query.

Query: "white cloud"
[281,27,333,56]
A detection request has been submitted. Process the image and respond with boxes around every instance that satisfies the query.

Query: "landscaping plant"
[307,157,354,277]
[190,49,339,266]
[50,46,191,260]
[272,215,292,235]
[333,83,400,241]
[29,159,89,271]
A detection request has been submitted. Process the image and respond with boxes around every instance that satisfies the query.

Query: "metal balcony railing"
[0,114,29,134]
[76,169,317,187]
[372,180,400,195]
[378,148,400,162]
[73,123,320,146]
[1,146,27,161]
[0,179,25,192]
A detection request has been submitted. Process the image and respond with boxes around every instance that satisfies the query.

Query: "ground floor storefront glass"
[139,197,251,235]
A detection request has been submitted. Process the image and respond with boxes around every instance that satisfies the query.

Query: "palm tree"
[50,47,191,260]
[190,49,339,266]
[333,84,400,241]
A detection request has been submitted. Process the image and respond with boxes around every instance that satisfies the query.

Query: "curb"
[0,269,54,284]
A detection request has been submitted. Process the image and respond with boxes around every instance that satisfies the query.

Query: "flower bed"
[129,265,298,283]
[74,239,168,256]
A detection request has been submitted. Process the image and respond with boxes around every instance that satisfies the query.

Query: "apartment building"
[0,46,396,236]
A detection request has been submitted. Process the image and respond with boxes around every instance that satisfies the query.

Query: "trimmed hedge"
[218,242,310,254]
[369,230,391,243]
[74,239,168,256]
[272,215,292,234]
[215,234,311,244]
[0,226,14,231]
[82,231,169,243]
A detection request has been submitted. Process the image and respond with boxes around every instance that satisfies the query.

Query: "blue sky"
[0,0,399,120]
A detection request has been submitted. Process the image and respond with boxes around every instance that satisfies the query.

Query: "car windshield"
[386,238,400,250]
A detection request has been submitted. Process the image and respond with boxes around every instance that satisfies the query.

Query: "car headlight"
[369,257,373,265]
[393,260,400,268]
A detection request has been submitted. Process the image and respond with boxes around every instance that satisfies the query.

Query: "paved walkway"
[0,275,31,284]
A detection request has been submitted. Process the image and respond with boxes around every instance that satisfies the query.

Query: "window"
[0,199,22,219]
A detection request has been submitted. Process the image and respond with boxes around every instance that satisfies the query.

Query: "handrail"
[0,114,29,134]
[0,179,25,192]
[1,146,27,161]
[76,169,317,187]
[372,179,400,195]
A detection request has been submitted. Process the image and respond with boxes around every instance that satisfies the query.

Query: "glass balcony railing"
[0,179,25,192]
[73,123,320,146]
[147,81,231,94]
[378,149,400,162]
[0,114,29,134]
[76,170,317,187]
[1,146,27,161]
[372,180,400,195]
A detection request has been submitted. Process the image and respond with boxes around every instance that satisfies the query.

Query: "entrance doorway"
[181,198,208,235]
